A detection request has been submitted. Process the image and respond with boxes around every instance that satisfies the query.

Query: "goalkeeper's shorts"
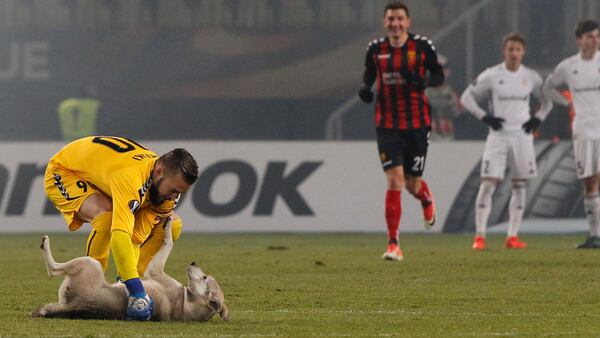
[44,160,99,231]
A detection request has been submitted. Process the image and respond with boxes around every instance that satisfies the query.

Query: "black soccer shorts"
[376,127,431,176]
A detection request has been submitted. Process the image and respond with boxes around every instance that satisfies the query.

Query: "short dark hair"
[502,32,526,48]
[159,148,199,185]
[575,19,599,37]
[384,1,409,18]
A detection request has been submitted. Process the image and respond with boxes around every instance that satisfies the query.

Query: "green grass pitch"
[1,232,600,336]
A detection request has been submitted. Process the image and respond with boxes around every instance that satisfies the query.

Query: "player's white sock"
[508,180,527,237]
[584,193,600,237]
[475,180,497,237]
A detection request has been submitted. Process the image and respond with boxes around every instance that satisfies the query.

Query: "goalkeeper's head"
[149,148,199,205]
[159,148,199,185]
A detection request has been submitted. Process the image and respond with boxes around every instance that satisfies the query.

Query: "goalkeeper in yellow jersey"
[44,136,199,321]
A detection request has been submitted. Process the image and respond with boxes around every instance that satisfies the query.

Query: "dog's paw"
[40,235,49,250]
[31,307,47,318]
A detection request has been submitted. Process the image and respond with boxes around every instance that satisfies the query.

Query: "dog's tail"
[32,303,119,320]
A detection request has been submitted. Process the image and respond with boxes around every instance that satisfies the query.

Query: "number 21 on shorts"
[412,156,425,172]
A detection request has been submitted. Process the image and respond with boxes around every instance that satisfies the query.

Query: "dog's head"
[184,261,229,322]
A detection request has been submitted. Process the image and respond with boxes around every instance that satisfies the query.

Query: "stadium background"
[0,0,596,233]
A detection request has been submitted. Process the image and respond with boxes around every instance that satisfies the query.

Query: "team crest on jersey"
[128,200,140,214]
[407,50,416,63]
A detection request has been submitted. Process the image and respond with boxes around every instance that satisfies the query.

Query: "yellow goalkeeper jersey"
[49,136,164,232]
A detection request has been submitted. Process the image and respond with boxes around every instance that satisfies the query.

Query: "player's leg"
[85,211,112,269]
[473,135,507,249]
[44,162,101,231]
[403,128,435,229]
[574,139,600,248]
[77,192,114,268]
[377,129,405,261]
[44,163,113,264]
[382,166,404,261]
[578,174,600,248]
[137,213,183,276]
[505,179,528,248]
[505,136,537,249]
[473,178,499,250]
[405,176,435,229]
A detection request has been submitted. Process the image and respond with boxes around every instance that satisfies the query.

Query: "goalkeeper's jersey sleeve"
[49,136,159,232]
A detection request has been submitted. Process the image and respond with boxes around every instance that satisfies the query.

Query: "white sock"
[508,180,527,237]
[584,193,600,237]
[475,180,497,237]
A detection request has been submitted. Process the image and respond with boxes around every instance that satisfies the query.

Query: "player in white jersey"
[543,19,600,249]
[461,33,552,250]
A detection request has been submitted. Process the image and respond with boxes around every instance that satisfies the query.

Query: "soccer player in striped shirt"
[358,1,444,261]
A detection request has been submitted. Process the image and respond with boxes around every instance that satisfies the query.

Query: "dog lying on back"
[32,220,229,322]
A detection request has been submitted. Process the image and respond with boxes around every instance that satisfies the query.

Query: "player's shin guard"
[584,193,600,237]
[385,190,401,244]
[475,180,497,237]
[110,229,141,282]
[508,181,527,237]
[86,212,112,270]
[137,217,183,276]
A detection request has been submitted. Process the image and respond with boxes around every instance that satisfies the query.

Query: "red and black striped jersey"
[362,34,444,130]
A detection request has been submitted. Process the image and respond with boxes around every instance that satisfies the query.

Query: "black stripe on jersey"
[376,44,385,129]
[415,44,426,127]
[488,91,494,117]
[401,45,412,129]
[388,46,399,129]
[86,230,97,256]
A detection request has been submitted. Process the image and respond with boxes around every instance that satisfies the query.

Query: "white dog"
[32,221,229,322]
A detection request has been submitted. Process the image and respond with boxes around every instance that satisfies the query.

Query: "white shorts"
[573,139,600,179]
[481,134,537,180]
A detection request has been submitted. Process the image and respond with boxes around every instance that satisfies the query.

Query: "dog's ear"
[207,293,229,322]
[207,295,221,313]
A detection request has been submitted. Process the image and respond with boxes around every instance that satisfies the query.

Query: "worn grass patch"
[1,233,600,336]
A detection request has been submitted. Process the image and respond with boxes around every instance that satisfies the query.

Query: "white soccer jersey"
[546,52,600,139]
[463,63,545,135]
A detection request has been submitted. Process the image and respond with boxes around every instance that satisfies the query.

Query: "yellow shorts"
[44,160,98,231]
